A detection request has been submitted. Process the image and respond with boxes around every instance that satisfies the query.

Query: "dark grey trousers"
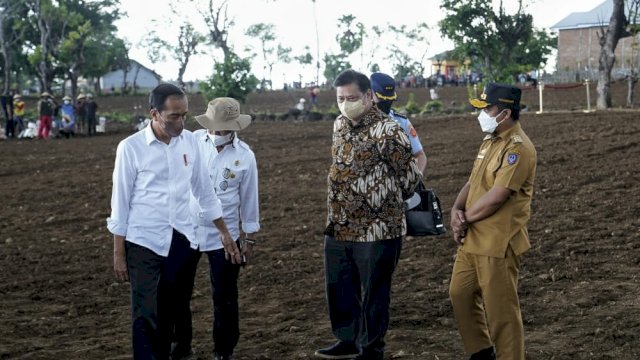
[125,229,198,360]
[324,235,402,359]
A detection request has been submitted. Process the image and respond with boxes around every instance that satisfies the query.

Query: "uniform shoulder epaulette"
[392,111,408,119]
[511,134,523,144]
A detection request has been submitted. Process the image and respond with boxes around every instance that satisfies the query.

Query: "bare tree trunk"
[132,65,141,95]
[627,73,638,107]
[597,0,627,109]
[0,19,10,94]
[35,0,53,93]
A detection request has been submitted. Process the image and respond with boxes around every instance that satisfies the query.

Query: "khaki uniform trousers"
[449,246,524,360]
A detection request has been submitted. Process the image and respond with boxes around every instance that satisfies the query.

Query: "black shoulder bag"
[405,182,447,236]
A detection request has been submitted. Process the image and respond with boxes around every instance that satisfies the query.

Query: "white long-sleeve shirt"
[107,125,223,256]
[190,129,260,251]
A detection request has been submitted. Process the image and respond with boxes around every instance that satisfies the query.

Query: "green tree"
[336,15,364,55]
[294,45,313,85]
[200,52,258,103]
[245,23,276,89]
[386,23,430,80]
[0,0,28,94]
[439,0,555,83]
[323,53,350,85]
[143,20,205,90]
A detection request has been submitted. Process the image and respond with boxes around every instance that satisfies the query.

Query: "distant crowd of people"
[0,91,98,139]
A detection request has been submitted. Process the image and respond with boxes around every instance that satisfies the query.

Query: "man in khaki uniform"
[449,83,537,360]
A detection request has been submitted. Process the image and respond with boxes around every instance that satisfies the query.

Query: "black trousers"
[125,229,198,360]
[324,236,402,359]
[173,244,241,357]
[87,115,96,136]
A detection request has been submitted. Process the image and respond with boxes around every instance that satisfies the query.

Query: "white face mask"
[64,100,70,105]
[477,109,506,133]
[209,132,234,147]
[338,99,367,120]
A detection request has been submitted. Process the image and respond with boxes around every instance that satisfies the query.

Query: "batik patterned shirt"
[326,106,421,242]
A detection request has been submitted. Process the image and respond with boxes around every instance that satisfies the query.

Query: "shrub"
[422,100,444,114]
[403,93,421,115]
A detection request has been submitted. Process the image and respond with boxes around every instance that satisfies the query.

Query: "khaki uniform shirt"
[463,122,537,258]
[326,106,421,242]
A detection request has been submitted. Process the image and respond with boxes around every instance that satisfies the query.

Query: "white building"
[99,59,161,93]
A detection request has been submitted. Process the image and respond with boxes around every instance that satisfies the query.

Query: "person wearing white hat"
[172,97,260,360]
[58,95,76,138]
[36,92,57,139]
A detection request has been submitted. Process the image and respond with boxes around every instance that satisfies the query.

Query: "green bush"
[326,103,340,118]
[402,93,421,115]
[422,100,444,114]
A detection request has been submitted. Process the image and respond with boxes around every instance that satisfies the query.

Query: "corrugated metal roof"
[551,0,635,30]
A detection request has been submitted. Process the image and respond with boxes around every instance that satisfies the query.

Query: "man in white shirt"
[107,84,241,360]
[171,97,260,360]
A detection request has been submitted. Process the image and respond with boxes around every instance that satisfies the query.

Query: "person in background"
[107,83,241,360]
[13,94,25,136]
[85,93,98,136]
[449,83,537,360]
[1,91,13,135]
[310,86,319,107]
[171,97,260,360]
[315,69,421,360]
[37,92,57,139]
[76,93,87,135]
[3,91,16,138]
[59,95,76,139]
[370,72,427,174]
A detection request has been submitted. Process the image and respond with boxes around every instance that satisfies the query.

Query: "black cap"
[370,72,397,101]
[470,83,521,110]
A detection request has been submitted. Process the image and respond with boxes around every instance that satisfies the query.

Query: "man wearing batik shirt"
[315,69,421,360]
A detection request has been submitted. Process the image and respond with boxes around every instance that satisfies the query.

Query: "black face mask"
[376,101,392,115]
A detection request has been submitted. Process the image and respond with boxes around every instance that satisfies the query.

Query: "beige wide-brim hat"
[195,97,251,131]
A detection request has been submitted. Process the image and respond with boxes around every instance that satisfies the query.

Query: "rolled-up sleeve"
[190,141,223,222]
[239,155,261,234]
[107,141,134,236]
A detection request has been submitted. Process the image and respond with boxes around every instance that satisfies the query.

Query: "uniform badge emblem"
[409,126,417,138]
[507,153,518,165]
[235,160,240,166]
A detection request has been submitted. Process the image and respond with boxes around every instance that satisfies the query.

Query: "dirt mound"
[0,108,639,359]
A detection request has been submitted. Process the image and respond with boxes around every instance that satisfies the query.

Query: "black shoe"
[314,341,359,359]
[214,352,233,360]
[469,346,495,360]
[170,342,195,360]
[353,349,383,360]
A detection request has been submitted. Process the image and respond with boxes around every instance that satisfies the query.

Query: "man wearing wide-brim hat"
[172,97,260,360]
[448,83,537,360]
[37,91,57,139]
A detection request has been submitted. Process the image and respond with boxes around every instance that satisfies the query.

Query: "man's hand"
[213,217,242,264]
[240,234,257,265]
[221,231,242,264]
[113,235,128,282]
[450,209,468,245]
[241,241,254,264]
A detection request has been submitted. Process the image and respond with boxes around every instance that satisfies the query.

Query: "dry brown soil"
[1,88,639,360]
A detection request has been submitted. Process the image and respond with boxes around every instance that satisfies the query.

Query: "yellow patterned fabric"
[326,107,421,242]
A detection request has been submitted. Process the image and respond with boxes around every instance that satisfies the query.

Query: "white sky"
[115,0,606,86]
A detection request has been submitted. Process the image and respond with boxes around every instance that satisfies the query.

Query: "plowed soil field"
[1,90,639,359]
